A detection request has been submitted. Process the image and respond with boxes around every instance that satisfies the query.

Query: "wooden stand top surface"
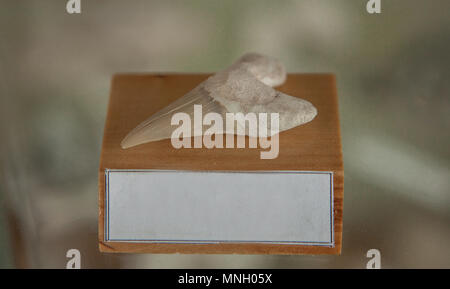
[99,73,343,255]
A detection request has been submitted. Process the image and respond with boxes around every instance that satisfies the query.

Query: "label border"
[104,169,334,247]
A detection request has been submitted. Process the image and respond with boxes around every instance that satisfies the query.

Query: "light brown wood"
[99,73,343,255]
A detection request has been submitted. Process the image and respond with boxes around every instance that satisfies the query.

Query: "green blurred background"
[0,0,449,268]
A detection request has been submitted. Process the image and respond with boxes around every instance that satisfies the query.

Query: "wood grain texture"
[99,74,343,255]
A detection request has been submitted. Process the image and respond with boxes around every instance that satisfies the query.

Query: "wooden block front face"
[99,74,343,254]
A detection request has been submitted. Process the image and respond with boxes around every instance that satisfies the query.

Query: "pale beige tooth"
[121,53,318,149]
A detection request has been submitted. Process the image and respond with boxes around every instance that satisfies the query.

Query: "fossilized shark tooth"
[121,53,317,149]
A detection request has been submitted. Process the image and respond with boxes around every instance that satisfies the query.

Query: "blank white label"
[104,170,334,246]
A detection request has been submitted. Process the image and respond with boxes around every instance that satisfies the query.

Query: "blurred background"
[0,0,449,268]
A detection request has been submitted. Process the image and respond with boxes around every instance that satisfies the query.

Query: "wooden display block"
[99,73,343,254]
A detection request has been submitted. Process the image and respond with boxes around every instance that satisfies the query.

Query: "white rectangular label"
[105,170,334,246]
